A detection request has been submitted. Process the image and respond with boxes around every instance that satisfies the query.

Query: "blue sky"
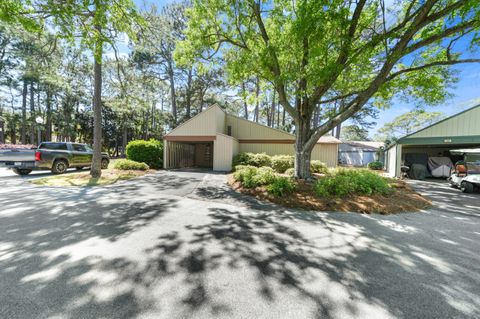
[130,0,480,136]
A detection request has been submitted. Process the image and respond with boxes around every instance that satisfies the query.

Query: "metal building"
[163,104,340,171]
[386,104,480,177]
[339,141,384,167]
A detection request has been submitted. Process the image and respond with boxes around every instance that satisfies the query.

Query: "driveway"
[0,169,479,319]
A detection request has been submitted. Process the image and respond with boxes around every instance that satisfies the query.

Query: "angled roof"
[398,104,480,142]
[165,104,340,143]
[318,135,342,144]
[342,140,384,149]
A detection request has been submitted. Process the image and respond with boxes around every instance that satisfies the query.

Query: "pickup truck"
[0,142,110,175]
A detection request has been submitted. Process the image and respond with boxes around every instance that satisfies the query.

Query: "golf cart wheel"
[460,181,474,193]
[52,160,68,174]
[101,159,109,170]
[13,168,32,176]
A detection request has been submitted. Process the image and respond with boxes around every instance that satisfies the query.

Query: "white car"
[448,148,480,193]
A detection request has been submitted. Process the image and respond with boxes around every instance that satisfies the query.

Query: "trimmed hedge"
[114,159,149,171]
[233,152,328,175]
[368,161,383,170]
[233,166,276,188]
[313,168,390,198]
[125,139,163,169]
[233,152,272,167]
[271,155,294,173]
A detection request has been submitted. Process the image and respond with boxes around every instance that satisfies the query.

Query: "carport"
[163,136,215,169]
[386,104,480,177]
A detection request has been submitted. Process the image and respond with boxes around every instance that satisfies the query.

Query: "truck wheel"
[13,168,32,176]
[461,181,474,193]
[52,160,68,174]
[101,159,109,170]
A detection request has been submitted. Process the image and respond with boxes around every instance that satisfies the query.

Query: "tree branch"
[386,59,480,81]
[250,0,295,117]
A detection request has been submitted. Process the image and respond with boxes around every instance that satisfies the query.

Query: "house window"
[227,125,232,136]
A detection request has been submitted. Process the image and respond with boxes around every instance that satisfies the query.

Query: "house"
[163,104,341,171]
[339,141,384,167]
[386,104,480,177]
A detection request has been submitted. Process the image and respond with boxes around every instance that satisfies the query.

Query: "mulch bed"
[227,175,431,215]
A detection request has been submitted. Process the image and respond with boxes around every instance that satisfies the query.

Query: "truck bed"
[0,149,35,162]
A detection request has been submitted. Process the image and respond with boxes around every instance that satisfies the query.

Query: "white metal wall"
[386,145,401,177]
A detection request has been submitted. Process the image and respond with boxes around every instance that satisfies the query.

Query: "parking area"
[0,169,479,318]
[407,178,480,216]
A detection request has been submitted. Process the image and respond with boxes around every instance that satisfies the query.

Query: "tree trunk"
[293,116,315,179]
[122,116,128,157]
[46,89,52,141]
[242,82,248,119]
[185,67,192,119]
[90,31,103,178]
[270,90,276,127]
[254,78,260,122]
[168,61,177,124]
[0,118,4,144]
[10,121,16,144]
[29,81,35,145]
[21,79,27,144]
[335,123,342,139]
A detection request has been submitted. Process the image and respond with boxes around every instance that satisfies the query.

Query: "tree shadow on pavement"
[1,170,479,318]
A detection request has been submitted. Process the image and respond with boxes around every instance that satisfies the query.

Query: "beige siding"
[226,114,295,140]
[409,106,480,138]
[166,105,225,136]
[213,133,239,171]
[239,143,338,167]
[312,144,338,167]
[216,109,226,134]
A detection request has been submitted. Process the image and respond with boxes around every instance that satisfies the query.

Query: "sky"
[127,0,480,137]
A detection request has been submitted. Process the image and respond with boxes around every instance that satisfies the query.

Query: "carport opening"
[166,141,213,169]
[402,143,480,180]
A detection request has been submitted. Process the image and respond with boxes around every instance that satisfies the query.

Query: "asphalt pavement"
[0,168,479,319]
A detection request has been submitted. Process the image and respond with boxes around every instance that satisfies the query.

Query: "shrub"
[313,168,390,198]
[234,165,256,172]
[233,165,256,182]
[253,167,276,185]
[113,159,149,171]
[271,155,294,173]
[368,161,383,170]
[267,176,296,197]
[126,139,163,169]
[233,166,276,188]
[232,152,272,167]
[285,168,295,176]
[310,160,328,174]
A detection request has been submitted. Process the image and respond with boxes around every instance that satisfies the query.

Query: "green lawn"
[31,159,151,187]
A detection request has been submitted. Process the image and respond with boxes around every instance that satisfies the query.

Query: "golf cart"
[448,148,480,193]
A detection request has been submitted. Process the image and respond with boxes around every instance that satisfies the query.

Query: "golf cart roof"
[450,148,480,155]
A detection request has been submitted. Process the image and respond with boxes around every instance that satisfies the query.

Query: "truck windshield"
[466,154,480,174]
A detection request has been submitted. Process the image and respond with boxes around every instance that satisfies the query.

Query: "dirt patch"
[227,175,431,214]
